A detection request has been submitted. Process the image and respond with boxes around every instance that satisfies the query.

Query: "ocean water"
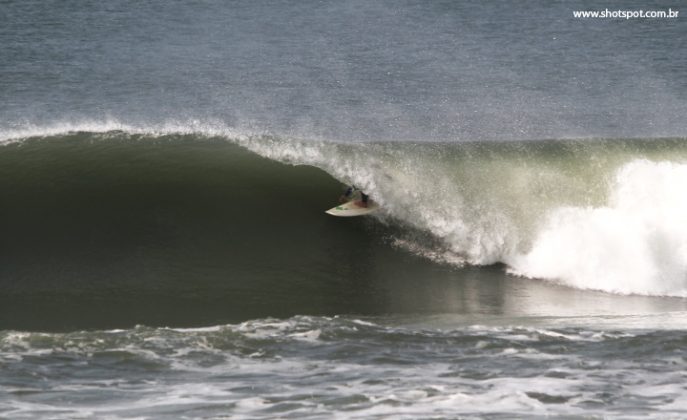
[2,1,687,418]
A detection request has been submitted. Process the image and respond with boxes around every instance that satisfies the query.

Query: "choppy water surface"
[3,315,687,419]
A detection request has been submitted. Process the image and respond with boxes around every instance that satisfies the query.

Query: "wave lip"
[0,118,253,145]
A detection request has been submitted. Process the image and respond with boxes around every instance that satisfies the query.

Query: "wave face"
[2,127,687,331]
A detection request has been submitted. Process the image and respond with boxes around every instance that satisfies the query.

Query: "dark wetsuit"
[343,186,369,205]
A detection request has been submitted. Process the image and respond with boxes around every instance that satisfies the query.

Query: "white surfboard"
[325,200,379,217]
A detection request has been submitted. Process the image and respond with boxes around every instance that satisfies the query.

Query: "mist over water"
[3,1,687,418]
[2,1,686,140]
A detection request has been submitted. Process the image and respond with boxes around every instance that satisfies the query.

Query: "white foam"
[288,329,322,341]
[511,160,687,296]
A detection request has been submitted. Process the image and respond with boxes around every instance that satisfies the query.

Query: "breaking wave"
[3,120,687,297]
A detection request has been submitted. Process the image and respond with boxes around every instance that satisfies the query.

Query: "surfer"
[340,185,369,208]
[326,185,377,216]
